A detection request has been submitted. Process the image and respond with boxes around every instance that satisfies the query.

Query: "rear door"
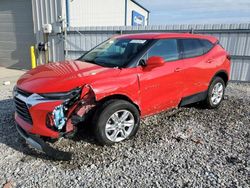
[138,39,184,116]
[179,38,214,97]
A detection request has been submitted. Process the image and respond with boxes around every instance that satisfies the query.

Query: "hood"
[17,60,121,93]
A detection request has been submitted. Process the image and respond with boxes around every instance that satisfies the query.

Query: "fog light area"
[52,105,66,130]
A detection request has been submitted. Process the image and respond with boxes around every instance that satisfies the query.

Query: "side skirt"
[179,91,208,107]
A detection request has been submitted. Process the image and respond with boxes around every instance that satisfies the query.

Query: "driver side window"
[147,39,180,62]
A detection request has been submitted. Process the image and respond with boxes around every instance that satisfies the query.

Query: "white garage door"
[0,0,35,69]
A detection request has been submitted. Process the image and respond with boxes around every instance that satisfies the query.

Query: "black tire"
[93,99,140,145]
[204,77,225,108]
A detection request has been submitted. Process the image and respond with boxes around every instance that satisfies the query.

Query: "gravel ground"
[0,82,249,188]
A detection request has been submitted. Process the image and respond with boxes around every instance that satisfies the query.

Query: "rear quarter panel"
[207,45,231,85]
[180,43,230,98]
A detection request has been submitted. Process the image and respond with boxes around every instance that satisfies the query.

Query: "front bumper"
[13,89,64,138]
[13,85,96,138]
[16,123,72,161]
[14,103,61,139]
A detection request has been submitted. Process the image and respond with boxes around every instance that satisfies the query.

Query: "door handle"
[206,59,214,63]
[174,67,182,72]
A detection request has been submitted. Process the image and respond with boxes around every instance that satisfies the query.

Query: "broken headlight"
[46,86,93,131]
[45,88,81,131]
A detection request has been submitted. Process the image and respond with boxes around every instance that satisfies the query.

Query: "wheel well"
[96,94,141,114]
[213,71,229,85]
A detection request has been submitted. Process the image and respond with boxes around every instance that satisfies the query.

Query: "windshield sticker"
[129,40,147,44]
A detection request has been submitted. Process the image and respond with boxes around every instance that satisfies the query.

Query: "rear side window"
[181,39,204,58]
[147,39,180,61]
[200,39,214,53]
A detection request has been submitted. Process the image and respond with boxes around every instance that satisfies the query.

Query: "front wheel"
[93,100,140,145]
[204,77,225,108]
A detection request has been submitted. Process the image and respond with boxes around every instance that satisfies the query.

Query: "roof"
[130,0,150,13]
[115,33,218,43]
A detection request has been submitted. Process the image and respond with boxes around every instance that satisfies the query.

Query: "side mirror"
[146,56,165,67]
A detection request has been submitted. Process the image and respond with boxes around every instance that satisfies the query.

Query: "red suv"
[14,33,231,159]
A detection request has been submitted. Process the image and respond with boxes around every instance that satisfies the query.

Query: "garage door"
[0,0,35,69]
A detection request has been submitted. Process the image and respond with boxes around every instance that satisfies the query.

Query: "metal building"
[0,0,64,69]
[68,0,149,27]
[0,0,149,69]
[0,0,35,69]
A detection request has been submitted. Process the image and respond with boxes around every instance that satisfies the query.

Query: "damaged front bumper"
[13,85,97,160]
[13,85,95,138]
[16,123,72,161]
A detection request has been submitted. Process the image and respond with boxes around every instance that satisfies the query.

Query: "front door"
[138,39,184,116]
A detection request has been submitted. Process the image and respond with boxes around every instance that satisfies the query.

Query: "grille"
[16,88,32,97]
[14,97,33,124]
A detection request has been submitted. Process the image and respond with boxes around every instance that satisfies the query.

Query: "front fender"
[90,73,140,106]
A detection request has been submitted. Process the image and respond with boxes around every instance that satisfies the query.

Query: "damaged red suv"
[14,33,230,159]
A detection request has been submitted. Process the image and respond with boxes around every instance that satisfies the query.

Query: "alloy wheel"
[211,82,224,105]
[105,110,135,142]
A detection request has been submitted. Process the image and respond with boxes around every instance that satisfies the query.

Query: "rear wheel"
[204,77,225,108]
[93,100,140,145]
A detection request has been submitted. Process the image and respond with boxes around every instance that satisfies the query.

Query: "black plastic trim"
[16,124,72,161]
[210,70,229,86]
[179,91,208,107]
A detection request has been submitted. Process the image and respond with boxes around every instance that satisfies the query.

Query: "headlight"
[46,85,94,131]
[40,87,81,100]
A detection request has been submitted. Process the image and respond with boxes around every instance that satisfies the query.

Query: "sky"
[136,0,250,25]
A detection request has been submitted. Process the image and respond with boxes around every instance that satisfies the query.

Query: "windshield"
[79,38,150,68]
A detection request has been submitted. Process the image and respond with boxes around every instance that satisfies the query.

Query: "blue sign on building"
[132,11,145,26]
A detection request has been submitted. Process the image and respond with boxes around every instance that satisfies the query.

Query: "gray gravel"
[0,82,249,188]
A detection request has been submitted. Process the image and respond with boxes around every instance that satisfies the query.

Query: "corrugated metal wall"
[0,0,35,69]
[66,23,250,81]
[32,0,65,63]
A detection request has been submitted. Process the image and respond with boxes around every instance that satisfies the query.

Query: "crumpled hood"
[17,60,121,93]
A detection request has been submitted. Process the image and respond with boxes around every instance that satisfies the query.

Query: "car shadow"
[0,98,213,162]
[182,102,206,109]
[182,94,229,110]
[0,98,98,161]
[70,111,99,145]
[72,126,97,144]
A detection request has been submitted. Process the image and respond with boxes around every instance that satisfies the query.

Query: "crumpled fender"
[65,72,141,130]
[89,72,141,107]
